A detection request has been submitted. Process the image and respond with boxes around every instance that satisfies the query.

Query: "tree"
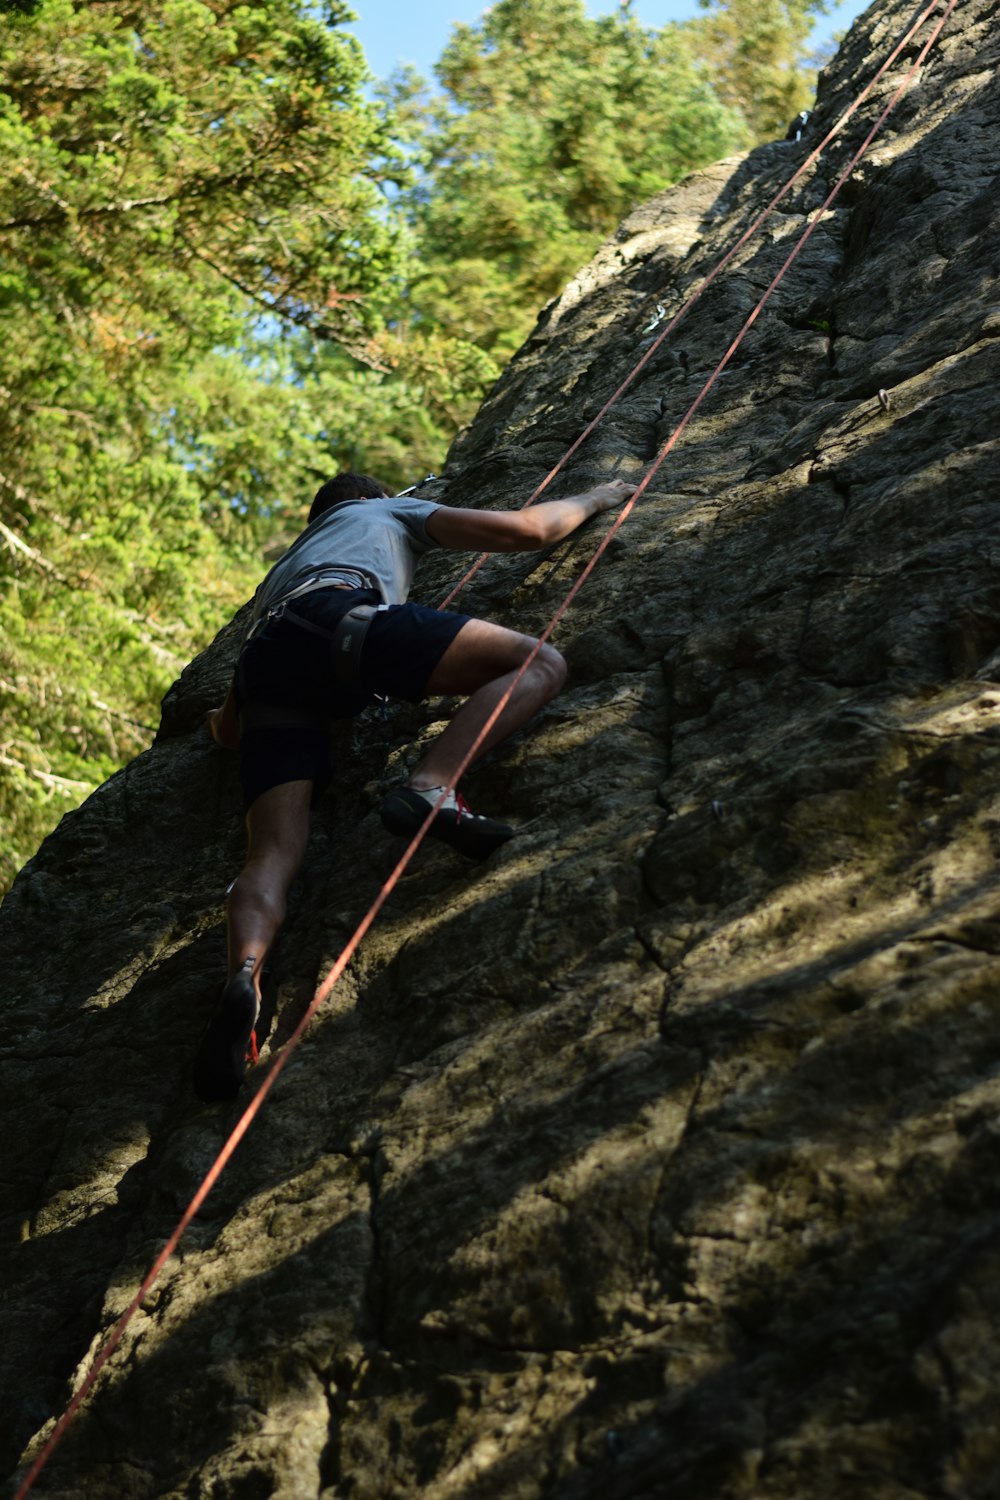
[693,0,827,142]
[0,0,409,890]
[389,0,748,360]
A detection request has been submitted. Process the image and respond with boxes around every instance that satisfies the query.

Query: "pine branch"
[0,749,92,796]
[0,516,69,581]
[179,237,389,369]
[0,467,41,516]
[0,165,262,234]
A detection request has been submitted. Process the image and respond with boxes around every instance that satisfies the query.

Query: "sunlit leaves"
[694,0,824,140]
[389,0,748,357]
[0,0,406,888]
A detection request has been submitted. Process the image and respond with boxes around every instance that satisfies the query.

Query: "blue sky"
[346,0,873,84]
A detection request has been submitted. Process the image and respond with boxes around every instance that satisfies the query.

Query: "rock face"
[3,1,1000,1494]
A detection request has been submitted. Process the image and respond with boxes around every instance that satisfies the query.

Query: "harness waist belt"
[246,567,381,642]
[244,581,386,691]
[280,599,380,687]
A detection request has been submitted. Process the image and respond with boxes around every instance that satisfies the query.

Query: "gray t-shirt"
[252,496,441,620]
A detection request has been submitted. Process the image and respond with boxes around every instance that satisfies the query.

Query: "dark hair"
[308,472,391,525]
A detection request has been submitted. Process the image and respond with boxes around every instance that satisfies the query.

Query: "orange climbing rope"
[13,3,957,1492]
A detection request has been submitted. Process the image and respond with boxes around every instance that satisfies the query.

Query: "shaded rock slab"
[3,0,1000,1495]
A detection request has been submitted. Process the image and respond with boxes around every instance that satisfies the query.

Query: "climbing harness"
[12,2,960,1492]
[328,602,382,686]
[243,570,385,689]
[260,596,383,688]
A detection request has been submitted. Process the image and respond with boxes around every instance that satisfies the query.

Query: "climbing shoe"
[380,784,514,862]
[193,967,260,1103]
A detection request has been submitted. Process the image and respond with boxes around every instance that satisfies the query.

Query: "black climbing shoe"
[380,784,514,862]
[193,969,260,1103]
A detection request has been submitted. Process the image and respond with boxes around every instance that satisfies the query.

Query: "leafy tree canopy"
[0,0,408,887]
[390,0,750,359]
[695,0,827,140]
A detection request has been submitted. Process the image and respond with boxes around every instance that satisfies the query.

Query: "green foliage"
[0,0,407,891]
[391,0,748,359]
[695,0,826,142]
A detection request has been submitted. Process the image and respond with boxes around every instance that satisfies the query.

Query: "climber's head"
[308,472,392,526]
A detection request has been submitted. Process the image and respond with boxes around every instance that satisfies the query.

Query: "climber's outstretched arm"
[426,480,636,552]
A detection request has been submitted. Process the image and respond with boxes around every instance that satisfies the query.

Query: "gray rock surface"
[3,0,1000,1494]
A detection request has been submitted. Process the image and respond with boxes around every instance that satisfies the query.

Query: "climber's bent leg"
[412,618,566,786]
[379,618,566,859]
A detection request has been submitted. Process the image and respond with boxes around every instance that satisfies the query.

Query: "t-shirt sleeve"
[393,497,441,551]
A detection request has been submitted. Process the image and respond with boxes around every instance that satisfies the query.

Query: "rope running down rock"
[12,4,959,1492]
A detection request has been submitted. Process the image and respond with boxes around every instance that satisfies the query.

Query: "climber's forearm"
[518,491,621,548]
[426,481,636,553]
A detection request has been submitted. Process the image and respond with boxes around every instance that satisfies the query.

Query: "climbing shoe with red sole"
[380,785,514,862]
[193,970,260,1103]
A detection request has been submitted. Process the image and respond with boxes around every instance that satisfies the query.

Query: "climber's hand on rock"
[206,690,240,750]
[587,480,638,511]
[206,708,227,747]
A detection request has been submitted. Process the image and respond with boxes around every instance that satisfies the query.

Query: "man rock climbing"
[194,470,634,1101]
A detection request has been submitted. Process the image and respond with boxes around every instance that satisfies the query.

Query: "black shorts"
[235,587,471,812]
